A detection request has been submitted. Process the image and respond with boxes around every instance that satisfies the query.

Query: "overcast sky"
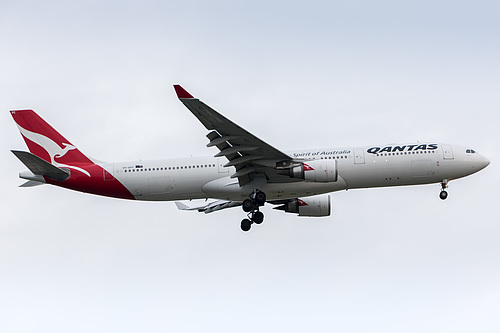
[1,0,499,332]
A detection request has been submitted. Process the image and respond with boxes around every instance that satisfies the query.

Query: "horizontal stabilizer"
[19,180,45,187]
[11,150,70,182]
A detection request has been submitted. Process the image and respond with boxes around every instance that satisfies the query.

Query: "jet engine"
[286,159,337,182]
[274,194,331,217]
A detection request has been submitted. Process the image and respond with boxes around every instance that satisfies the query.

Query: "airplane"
[10,85,490,231]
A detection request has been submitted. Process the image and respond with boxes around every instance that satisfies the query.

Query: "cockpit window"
[466,149,476,154]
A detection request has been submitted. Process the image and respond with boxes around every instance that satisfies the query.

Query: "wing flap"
[206,135,242,147]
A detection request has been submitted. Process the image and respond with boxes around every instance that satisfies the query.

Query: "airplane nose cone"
[478,155,490,170]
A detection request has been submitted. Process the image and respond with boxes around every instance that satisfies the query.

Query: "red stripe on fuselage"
[45,164,135,200]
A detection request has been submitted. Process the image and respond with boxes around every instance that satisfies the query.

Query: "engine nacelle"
[289,159,338,182]
[276,194,331,217]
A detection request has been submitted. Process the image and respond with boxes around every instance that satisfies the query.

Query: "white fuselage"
[101,143,489,202]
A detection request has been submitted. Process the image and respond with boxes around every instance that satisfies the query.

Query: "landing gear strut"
[240,190,266,232]
[439,179,449,200]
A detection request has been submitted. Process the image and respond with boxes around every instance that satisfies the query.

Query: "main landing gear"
[240,191,266,232]
[439,179,449,200]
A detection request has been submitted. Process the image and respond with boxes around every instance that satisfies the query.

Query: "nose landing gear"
[439,179,449,200]
[240,191,266,232]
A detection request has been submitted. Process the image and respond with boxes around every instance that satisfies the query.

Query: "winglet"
[173,85,194,99]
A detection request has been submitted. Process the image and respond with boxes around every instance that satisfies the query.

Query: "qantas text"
[367,144,438,155]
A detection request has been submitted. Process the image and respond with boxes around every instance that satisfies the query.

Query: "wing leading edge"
[174,85,293,186]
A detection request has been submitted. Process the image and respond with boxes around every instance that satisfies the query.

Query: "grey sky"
[1,0,499,332]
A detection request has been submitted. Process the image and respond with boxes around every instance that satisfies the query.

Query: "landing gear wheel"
[241,191,267,231]
[255,191,266,206]
[241,219,252,232]
[242,199,254,212]
[439,191,448,200]
[252,211,264,224]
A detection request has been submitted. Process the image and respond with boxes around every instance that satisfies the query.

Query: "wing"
[175,200,242,214]
[174,85,295,186]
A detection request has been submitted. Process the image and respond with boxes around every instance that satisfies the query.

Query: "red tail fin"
[10,110,93,165]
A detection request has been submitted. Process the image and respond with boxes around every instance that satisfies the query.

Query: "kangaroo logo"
[17,125,91,177]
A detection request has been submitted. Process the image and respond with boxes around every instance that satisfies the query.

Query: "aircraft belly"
[140,174,210,201]
[202,175,348,201]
